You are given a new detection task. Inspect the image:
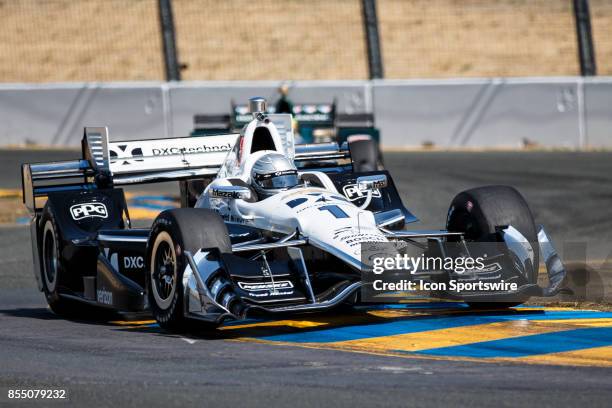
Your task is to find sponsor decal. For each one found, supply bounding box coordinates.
[123,256,144,269]
[97,288,113,305]
[212,188,243,199]
[110,142,233,165]
[151,143,232,156]
[109,144,144,166]
[254,169,297,181]
[342,184,381,202]
[247,290,295,297]
[333,227,386,247]
[472,262,502,274]
[238,281,294,291]
[70,202,108,220]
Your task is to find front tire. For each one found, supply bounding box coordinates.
[147,208,231,331]
[446,185,539,309]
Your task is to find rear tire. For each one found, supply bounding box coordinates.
[446,185,539,309]
[146,208,231,331]
[40,205,73,315]
[40,204,108,318]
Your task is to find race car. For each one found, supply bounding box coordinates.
[192,100,380,146]
[21,97,567,331]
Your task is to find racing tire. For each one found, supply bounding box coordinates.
[40,204,108,319]
[349,139,384,172]
[446,185,539,309]
[146,208,231,331]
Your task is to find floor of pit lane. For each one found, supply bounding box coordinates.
[1,151,612,407]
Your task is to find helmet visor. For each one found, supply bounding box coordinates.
[256,170,299,189]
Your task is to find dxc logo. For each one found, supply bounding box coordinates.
[70,203,108,220]
[109,144,144,166]
[123,256,144,269]
[342,184,382,202]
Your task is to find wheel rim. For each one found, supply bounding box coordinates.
[150,231,177,310]
[42,220,58,292]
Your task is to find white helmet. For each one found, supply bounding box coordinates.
[250,152,299,198]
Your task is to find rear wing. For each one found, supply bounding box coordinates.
[21,127,239,214]
[21,127,352,214]
[193,102,338,133]
[233,101,335,129]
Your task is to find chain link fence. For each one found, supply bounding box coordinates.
[590,0,612,75]
[379,0,580,78]
[173,0,367,80]
[0,0,164,82]
[0,0,610,82]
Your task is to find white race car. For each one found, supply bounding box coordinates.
[21,97,567,330]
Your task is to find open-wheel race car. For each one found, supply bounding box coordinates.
[21,97,567,330]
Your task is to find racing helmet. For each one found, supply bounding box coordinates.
[250,152,299,198]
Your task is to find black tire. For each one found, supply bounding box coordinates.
[146,208,231,331]
[349,139,384,172]
[446,185,539,309]
[40,204,107,318]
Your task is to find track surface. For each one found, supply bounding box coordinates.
[1,150,612,407]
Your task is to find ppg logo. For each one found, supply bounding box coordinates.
[342,184,381,202]
[70,202,108,220]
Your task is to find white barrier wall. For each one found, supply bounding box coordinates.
[168,81,370,137]
[0,78,609,149]
[374,78,584,149]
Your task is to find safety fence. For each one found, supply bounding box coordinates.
[0,0,610,82]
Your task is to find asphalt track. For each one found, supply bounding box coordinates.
[1,150,612,407]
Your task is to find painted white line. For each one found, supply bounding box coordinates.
[181,337,197,345]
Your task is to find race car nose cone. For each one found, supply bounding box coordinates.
[249,97,267,116]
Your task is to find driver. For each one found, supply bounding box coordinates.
[250,152,299,199]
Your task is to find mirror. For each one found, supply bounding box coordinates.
[210,185,253,201]
[355,174,387,210]
[357,174,387,191]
